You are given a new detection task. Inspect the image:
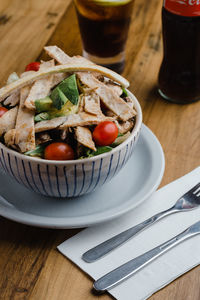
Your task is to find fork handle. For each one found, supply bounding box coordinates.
[93,227,196,292]
[82,206,177,263]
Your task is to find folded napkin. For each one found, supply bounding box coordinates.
[58,166,200,300]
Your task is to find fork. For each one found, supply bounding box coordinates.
[82,182,200,263]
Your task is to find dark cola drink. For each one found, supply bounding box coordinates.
[74,0,134,73]
[158,0,200,104]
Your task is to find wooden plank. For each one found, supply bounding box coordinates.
[0,0,71,85]
[0,0,199,299]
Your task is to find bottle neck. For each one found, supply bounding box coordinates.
[163,0,200,17]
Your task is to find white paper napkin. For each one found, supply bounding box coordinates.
[58,166,200,300]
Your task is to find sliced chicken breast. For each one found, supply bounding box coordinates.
[24,60,55,110]
[75,126,96,151]
[0,106,18,137]
[35,116,67,133]
[15,86,35,152]
[83,92,103,116]
[59,112,112,129]
[77,72,136,121]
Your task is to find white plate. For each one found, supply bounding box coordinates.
[0,125,165,229]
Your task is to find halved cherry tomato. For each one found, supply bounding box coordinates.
[25,62,40,72]
[93,121,118,146]
[0,107,8,117]
[44,142,75,161]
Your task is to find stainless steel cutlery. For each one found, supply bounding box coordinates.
[93,220,200,292]
[81,182,200,292]
[83,182,200,263]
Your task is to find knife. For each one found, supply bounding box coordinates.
[93,220,200,293]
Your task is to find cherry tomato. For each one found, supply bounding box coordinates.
[0,107,8,117]
[93,121,118,146]
[25,62,40,72]
[44,142,75,161]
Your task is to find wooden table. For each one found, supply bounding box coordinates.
[0,0,199,299]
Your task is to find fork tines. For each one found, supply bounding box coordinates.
[192,182,200,196]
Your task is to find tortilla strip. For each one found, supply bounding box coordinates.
[83,92,103,116]
[0,62,129,102]
[3,72,34,107]
[35,116,67,133]
[59,112,112,129]
[77,72,136,121]
[0,106,18,137]
[15,86,35,152]
[24,60,55,110]
[3,91,20,107]
[5,72,66,107]
[44,47,134,121]
[44,46,94,65]
[75,126,96,151]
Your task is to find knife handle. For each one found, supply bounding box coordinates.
[93,227,195,293]
[82,207,176,263]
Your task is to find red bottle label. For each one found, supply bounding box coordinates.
[164,0,200,16]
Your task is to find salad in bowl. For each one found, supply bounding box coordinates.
[0,46,142,197]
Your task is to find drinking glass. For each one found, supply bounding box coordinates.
[74,0,135,73]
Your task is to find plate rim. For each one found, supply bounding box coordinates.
[0,124,165,229]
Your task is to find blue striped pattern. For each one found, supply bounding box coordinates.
[0,127,141,198]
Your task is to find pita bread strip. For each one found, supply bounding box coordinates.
[75,126,96,151]
[0,63,129,102]
[24,60,55,110]
[15,86,35,152]
[0,106,18,137]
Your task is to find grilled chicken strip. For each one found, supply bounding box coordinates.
[15,86,35,152]
[35,116,68,133]
[75,126,96,151]
[35,112,113,133]
[0,106,18,137]
[83,92,103,116]
[3,72,34,107]
[59,112,113,129]
[4,129,16,147]
[115,119,135,134]
[0,62,129,102]
[77,72,136,121]
[44,46,134,121]
[3,72,66,107]
[24,60,55,110]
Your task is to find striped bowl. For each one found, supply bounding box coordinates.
[0,91,142,198]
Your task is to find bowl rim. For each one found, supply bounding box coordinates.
[0,90,142,165]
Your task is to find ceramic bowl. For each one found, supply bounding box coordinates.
[0,91,142,198]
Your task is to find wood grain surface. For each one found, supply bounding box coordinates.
[0,0,200,299]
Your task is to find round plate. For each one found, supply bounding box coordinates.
[0,125,165,229]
